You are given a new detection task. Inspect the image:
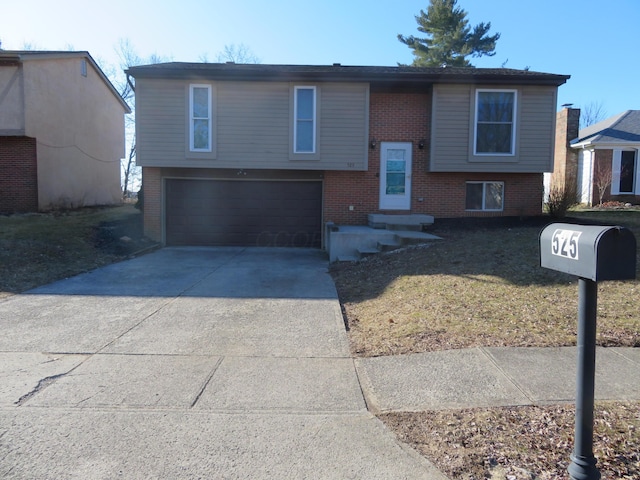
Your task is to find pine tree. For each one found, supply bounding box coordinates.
[398,0,500,67]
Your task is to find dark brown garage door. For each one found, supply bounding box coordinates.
[165,179,322,247]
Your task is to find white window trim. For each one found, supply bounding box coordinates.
[189,84,212,152]
[465,181,505,211]
[473,89,517,156]
[293,86,316,154]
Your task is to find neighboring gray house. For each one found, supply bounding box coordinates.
[571,110,640,205]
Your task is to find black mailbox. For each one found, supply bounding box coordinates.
[540,223,636,281]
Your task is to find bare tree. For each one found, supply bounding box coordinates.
[111,39,170,198]
[214,44,260,64]
[580,101,607,129]
[593,159,612,206]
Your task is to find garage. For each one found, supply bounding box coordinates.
[165,179,322,247]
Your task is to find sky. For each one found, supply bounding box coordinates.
[1,0,638,120]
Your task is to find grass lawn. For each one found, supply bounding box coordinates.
[331,210,640,356]
[331,208,640,479]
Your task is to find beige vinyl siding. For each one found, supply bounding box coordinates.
[217,82,289,166]
[430,84,470,169]
[136,79,185,166]
[318,84,369,168]
[430,84,556,173]
[518,87,557,171]
[136,78,368,170]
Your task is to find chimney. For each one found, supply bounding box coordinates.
[553,107,581,193]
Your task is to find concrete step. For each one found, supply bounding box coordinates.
[394,231,441,246]
[336,255,359,262]
[377,240,401,252]
[385,223,422,232]
[357,248,380,259]
[368,213,435,230]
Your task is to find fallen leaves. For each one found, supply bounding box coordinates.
[381,402,640,479]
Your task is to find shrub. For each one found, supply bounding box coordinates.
[545,182,577,218]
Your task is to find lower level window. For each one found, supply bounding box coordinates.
[466,182,504,211]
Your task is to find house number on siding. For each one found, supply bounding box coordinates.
[551,229,582,260]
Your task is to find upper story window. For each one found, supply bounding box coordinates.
[294,86,316,153]
[474,90,516,155]
[189,84,212,152]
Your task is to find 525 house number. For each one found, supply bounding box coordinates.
[551,229,582,260]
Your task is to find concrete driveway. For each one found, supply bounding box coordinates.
[0,247,446,479]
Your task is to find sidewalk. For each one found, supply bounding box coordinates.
[356,346,640,413]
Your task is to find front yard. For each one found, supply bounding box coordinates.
[1,205,638,478]
[331,209,640,479]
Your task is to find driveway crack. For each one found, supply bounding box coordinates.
[190,356,225,408]
[15,372,67,406]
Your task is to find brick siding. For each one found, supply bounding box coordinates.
[552,108,580,191]
[0,136,38,213]
[323,92,544,225]
[142,167,162,241]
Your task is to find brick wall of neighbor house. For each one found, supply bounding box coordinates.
[142,167,162,241]
[323,92,544,225]
[552,107,580,192]
[0,137,38,213]
[591,149,614,204]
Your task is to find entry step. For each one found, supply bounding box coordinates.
[368,214,435,230]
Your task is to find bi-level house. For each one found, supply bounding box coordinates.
[0,51,130,213]
[126,63,569,250]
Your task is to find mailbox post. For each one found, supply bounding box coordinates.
[540,223,636,480]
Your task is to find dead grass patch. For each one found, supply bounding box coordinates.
[0,204,154,298]
[331,213,640,356]
[382,402,640,479]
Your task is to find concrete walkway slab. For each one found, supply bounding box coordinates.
[102,297,349,357]
[184,248,338,299]
[0,410,447,480]
[611,346,640,364]
[26,247,246,297]
[195,356,365,413]
[356,348,531,412]
[0,295,168,353]
[0,353,87,406]
[25,354,220,409]
[486,346,640,403]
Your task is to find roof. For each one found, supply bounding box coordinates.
[126,62,570,87]
[571,110,640,148]
[0,50,131,113]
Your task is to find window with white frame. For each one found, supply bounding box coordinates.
[294,86,316,153]
[474,90,516,155]
[613,149,638,194]
[465,181,504,211]
[189,84,212,152]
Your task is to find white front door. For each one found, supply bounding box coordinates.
[379,142,412,210]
